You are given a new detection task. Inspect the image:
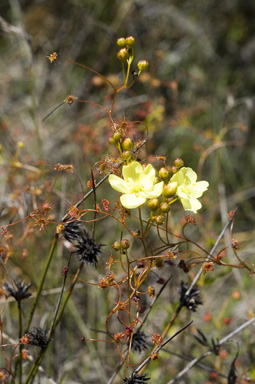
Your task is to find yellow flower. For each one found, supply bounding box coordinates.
[109,161,164,209]
[170,167,209,213]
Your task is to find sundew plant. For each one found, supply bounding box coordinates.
[0,34,255,384]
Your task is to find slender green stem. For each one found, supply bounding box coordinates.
[24,257,82,383]
[47,254,72,340]
[24,235,58,333]
[54,261,84,329]
[121,62,126,84]
[18,303,23,384]
[138,207,144,236]
[24,351,45,384]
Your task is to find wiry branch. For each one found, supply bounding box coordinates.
[167,316,255,384]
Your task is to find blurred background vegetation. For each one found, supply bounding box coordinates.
[0,0,255,383]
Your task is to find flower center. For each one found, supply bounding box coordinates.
[126,178,143,193]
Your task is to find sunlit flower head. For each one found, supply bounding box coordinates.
[109,161,164,209]
[170,167,209,213]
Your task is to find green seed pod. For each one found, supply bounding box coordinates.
[112,241,121,251]
[159,167,169,180]
[117,48,129,62]
[137,60,149,71]
[171,166,178,174]
[122,151,132,161]
[160,202,170,213]
[148,198,160,211]
[113,131,122,141]
[108,136,115,145]
[126,35,136,48]
[174,158,184,168]
[122,138,134,151]
[162,182,178,197]
[117,37,126,47]
[121,239,130,249]
[155,215,165,225]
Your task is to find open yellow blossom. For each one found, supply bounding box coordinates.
[109,161,164,209]
[170,167,209,213]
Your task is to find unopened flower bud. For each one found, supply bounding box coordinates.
[148,198,160,211]
[137,60,149,71]
[159,167,169,180]
[174,158,184,168]
[155,215,164,225]
[122,138,134,151]
[162,182,178,197]
[117,48,129,62]
[113,131,122,141]
[122,151,132,161]
[126,35,136,48]
[171,166,178,174]
[108,136,115,145]
[160,202,170,213]
[112,241,121,251]
[121,239,130,249]
[117,37,126,47]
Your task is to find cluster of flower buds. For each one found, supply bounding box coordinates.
[116,36,149,78]
[112,239,130,251]
[146,158,185,224]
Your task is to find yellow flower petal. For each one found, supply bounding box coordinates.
[141,181,164,199]
[120,193,146,209]
[139,164,155,190]
[180,198,202,213]
[170,167,209,213]
[109,161,163,209]
[123,161,142,181]
[109,174,132,193]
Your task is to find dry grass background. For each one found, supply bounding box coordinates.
[0,0,255,383]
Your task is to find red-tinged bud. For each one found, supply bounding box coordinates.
[112,241,121,251]
[160,202,170,213]
[122,151,132,161]
[159,167,169,180]
[148,198,160,211]
[108,136,115,145]
[174,158,184,168]
[120,239,130,249]
[155,215,164,225]
[171,166,178,174]
[117,37,126,47]
[126,35,136,48]
[117,48,129,62]
[137,60,149,71]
